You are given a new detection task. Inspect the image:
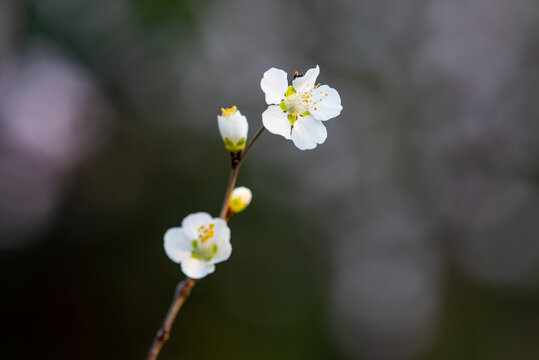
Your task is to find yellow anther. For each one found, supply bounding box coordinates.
[221,106,238,117]
[197,223,215,243]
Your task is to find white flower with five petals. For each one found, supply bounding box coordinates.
[164,212,232,279]
[260,65,342,150]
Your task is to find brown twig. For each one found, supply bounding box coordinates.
[219,126,265,219]
[146,126,266,359]
[146,278,198,360]
[241,125,265,164]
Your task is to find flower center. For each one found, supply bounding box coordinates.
[191,223,218,261]
[284,94,304,115]
[197,223,215,243]
[278,86,301,125]
[221,106,237,117]
[280,83,327,125]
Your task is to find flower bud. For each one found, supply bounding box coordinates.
[217,106,248,153]
[228,186,252,213]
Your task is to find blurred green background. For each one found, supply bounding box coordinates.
[1,0,539,359]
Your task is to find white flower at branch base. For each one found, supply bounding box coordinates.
[228,186,252,213]
[217,106,249,153]
[260,65,342,150]
[164,212,232,279]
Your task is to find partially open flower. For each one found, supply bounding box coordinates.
[217,106,248,153]
[164,212,232,279]
[260,65,342,150]
[228,186,252,213]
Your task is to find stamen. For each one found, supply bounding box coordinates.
[197,223,215,243]
[221,106,237,117]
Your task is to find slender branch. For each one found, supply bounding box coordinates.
[146,278,198,360]
[219,125,265,219]
[240,126,265,166]
[219,166,240,219]
[146,125,266,359]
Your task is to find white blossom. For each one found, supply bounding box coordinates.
[260,65,342,150]
[164,212,232,279]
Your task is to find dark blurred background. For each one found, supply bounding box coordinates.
[1,0,539,359]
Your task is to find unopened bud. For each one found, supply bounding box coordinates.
[228,186,252,213]
[217,106,248,153]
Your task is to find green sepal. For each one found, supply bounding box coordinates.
[300,111,311,117]
[190,241,200,259]
[224,137,247,153]
[236,137,246,148]
[224,137,235,149]
[288,113,297,125]
[229,197,246,213]
[285,85,296,97]
[279,100,287,112]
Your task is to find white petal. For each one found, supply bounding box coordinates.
[308,85,342,121]
[181,257,215,279]
[217,112,248,143]
[217,115,231,139]
[292,65,319,93]
[164,228,192,263]
[211,219,232,263]
[212,240,232,264]
[262,105,292,139]
[231,186,252,205]
[291,117,327,150]
[181,212,213,240]
[260,68,288,105]
[212,219,230,244]
[230,112,249,142]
